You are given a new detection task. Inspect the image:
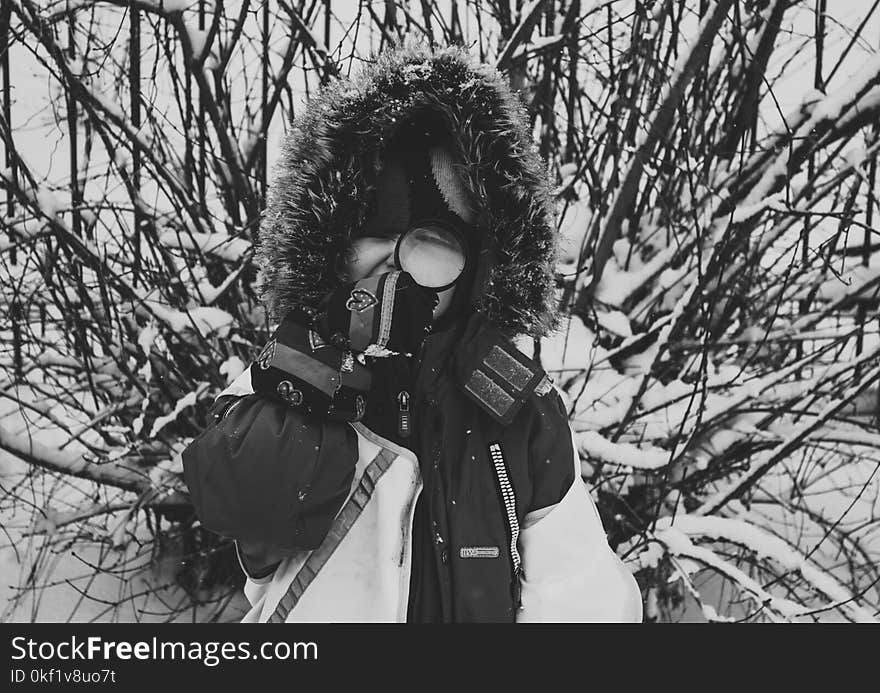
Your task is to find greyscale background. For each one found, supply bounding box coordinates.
[1,0,879,623]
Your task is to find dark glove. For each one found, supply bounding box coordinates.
[182,394,358,551]
[250,308,371,422]
[313,270,438,357]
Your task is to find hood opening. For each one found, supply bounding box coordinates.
[357,105,481,324]
[256,45,559,339]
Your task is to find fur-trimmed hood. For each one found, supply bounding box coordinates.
[256,44,559,339]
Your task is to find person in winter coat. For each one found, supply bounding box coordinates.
[182,44,643,623]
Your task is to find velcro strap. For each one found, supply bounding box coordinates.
[346,273,400,352]
[251,315,371,422]
[457,337,545,426]
[266,340,341,396]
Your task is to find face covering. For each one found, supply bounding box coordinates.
[394,218,469,291]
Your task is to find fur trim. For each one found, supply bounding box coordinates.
[256,44,559,339]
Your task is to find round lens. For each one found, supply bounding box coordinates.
[396,224,466,290]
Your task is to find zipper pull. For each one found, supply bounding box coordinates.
[512,567,523,610]
[397,390,411,438]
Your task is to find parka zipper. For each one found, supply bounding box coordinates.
[400,332,430,443]
[488,441,523,609]
[405,333,454,621]
[397,390,411,438]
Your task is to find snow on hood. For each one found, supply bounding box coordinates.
[256,44,559,338]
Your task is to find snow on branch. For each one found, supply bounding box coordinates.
[583,0,736,299]
[697,357,880,516]
[139,290,235,338]
[158,230,251,263]
[576,430,671,470]
[653,525,806,622]
[147,382,210,439]
[654,515,877,622]
[0,423,150,495]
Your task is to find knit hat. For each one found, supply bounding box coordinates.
[360,110,475,238]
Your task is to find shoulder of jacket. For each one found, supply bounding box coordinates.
[456,339,547,423]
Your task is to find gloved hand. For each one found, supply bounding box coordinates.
[249,307,371,422]
[313,270,438,357]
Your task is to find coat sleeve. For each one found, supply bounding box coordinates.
[516,389,643,623]
[182,367,359,571]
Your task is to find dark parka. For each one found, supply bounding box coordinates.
[183,45,640,623]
